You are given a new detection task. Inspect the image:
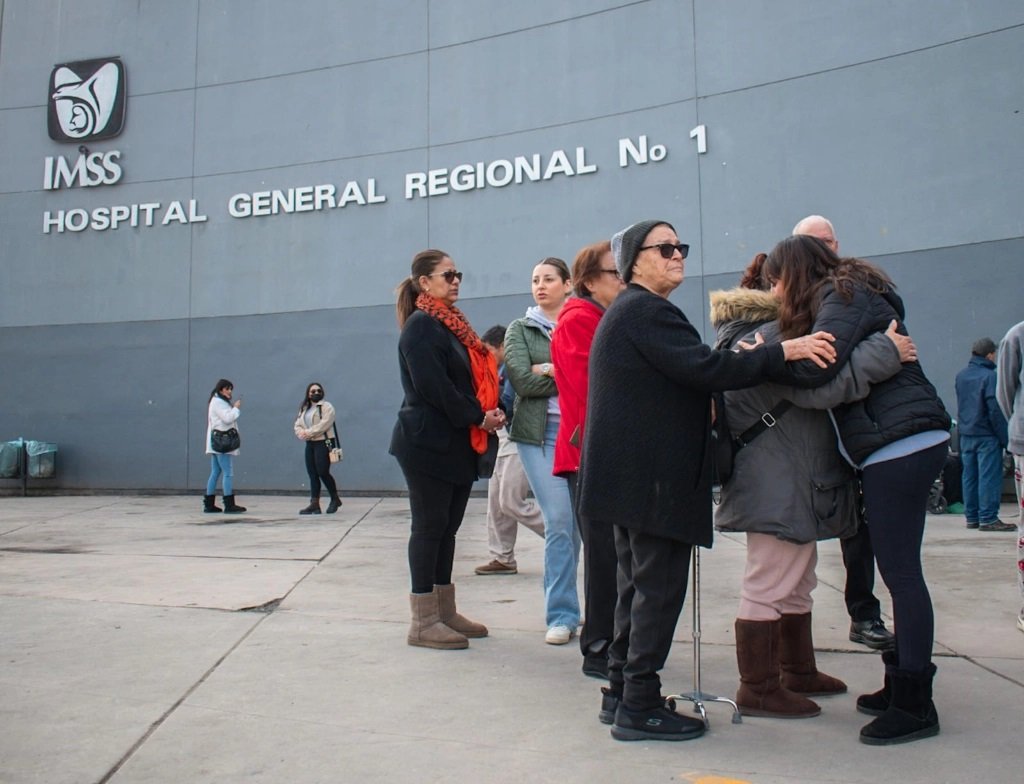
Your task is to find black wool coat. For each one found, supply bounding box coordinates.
[389,310,485,485]
[577,284,789,546]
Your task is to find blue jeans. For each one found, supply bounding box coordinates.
[206,454,234,496]
[517,416,581,628]
[960,434,1003,523]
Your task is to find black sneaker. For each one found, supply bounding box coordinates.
[610,702,705,741]
[598,688,619,725]
[849,618,895,650]
[582,653,609,680]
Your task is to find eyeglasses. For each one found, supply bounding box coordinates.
[598,268,622,279]
[426,270,463,283]
[639,242,689,260]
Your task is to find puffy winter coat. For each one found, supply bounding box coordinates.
[784,283,950,463]
[710,288,902,543]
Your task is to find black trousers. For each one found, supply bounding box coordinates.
[304,440,338,500]
[862,442,947,672]
[401,465,473,595]
[840,521,881,622]
[607,525,692,711]
[567,472,617,658]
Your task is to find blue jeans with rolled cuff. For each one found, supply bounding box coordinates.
[517,416,581,629]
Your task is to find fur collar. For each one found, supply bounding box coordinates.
[709,288,779,327]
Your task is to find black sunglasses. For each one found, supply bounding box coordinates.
[427,270,464,283]
[639,242,689,260]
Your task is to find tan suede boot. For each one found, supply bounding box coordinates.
[435,583,488,638]
[735,618,821,718]
[779,612,847,696]
[407,592,468,650]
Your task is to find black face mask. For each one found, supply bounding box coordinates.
[309,392,324,402]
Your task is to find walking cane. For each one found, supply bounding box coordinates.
[667,545,742,727]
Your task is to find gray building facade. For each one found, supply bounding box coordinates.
[1,0,1022,493]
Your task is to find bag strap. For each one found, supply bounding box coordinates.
[332,421,340,445]
[734,400,793,448]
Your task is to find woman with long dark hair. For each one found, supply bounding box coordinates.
[390,249,504,649]
[204,378,246,514]
[711,253,915,720]
[764,235,951,745]
[293,381,342,515]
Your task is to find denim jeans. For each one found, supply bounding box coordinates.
[517,416,581,628]
[960,434,1004,523]
[206,453,234,496]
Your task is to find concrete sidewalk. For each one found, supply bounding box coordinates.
[0,495,1020,783]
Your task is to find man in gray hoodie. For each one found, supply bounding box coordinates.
[996,320,1024,633]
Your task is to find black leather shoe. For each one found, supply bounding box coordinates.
[850,619,896,650]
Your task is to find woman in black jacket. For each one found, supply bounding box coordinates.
[390,249,505,650]
[765,235,951,746]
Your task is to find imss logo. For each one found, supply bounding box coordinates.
[47,57,126,142]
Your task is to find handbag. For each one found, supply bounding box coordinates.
[711,395,792,486]
[325,421,343,463]
[211,427,240,454]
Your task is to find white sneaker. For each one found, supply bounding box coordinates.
[545,625,573,645]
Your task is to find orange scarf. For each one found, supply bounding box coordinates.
[415,293,499,454]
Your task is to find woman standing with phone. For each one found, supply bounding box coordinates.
[205,378,246,514]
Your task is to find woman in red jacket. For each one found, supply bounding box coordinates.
[550,239,626,679]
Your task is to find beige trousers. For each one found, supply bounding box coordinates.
[486,448,545,567]
[738,532,817,621]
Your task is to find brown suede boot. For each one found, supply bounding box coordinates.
[735,618,821,718]
[435,583,488,638]
[407,592,468,650]
[779,612,848,696]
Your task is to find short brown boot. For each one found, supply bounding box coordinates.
[779,612,847,696]
[435,583,488,638]
[407,592,468,650]
[735,618,821,718]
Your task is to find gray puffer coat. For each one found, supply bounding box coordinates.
[709,289,903,543]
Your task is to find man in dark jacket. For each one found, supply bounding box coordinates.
[955,337,1011,530]
[579,219,836,742]
[793,215,896,651]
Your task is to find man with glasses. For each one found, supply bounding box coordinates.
[793,214,896,652]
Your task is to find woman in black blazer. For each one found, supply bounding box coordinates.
[390,248,505,650]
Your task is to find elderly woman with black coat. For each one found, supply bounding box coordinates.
[578,220,838,743]
[710,256,915,721]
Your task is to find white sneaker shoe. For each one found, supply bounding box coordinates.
[545,625,573,645]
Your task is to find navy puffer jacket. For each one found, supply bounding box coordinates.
[785,283,950,464]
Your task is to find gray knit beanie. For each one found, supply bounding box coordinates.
[612,219,675,282]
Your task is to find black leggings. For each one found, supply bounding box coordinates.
[861,442,947,672]
[304,440,338,500]
[401,465,473,594]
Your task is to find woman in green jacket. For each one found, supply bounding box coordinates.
[504,257,581,645]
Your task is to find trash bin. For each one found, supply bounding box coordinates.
[26,441,57,479]
[0,439,23,478]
